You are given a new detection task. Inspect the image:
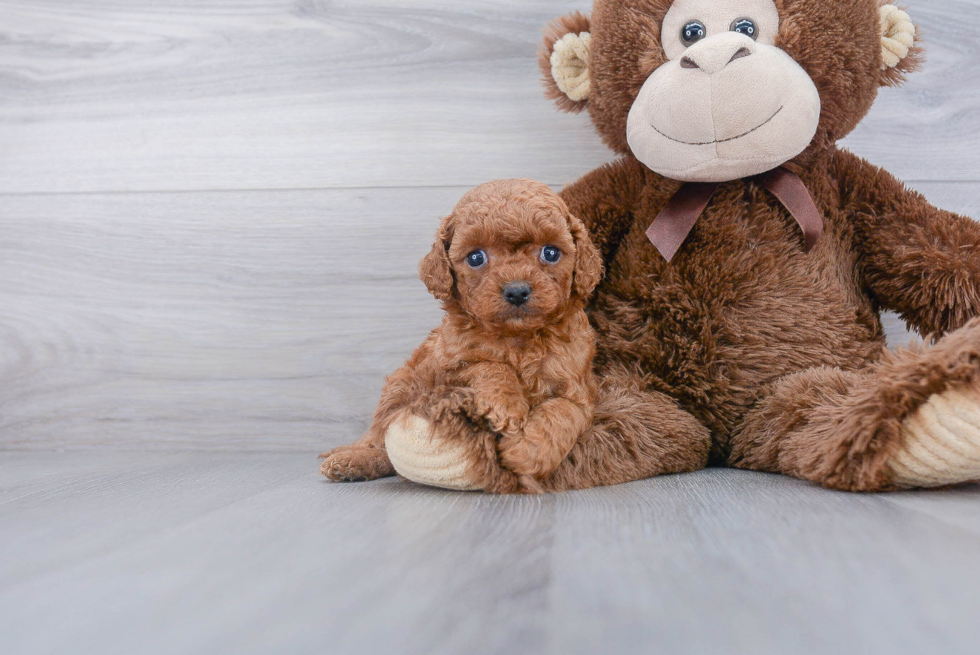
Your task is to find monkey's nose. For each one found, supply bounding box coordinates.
[680,34,756,75]
[502,282,532,306]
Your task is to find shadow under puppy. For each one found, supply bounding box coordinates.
[320,179,602,493]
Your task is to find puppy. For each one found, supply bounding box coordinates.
[320,179,602,491]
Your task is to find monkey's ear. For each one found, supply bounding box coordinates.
[878,3,922,87]
[568,213,603,299]
[540,12,592,113]
[419,216,455,302]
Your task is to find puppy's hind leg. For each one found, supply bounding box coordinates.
[319,414,395,481]
[319,365,422,482]
[320,443,395,482]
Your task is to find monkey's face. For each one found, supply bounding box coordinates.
[626,0,820,182]
[540,0,920,183]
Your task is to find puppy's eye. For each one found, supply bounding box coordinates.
[681,21,706,46]
[466,250,487,268]
[540,245,562,264]
[730,18,758,40]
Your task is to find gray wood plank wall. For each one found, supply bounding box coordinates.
[1,0,978,451]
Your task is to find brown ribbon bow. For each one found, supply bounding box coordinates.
[645,167,823,262]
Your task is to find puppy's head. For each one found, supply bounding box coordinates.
[419,179,602,332]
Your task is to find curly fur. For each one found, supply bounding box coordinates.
[321,179,603,489]
[540,0,980,492]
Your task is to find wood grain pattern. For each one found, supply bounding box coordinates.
[0,0,978,194]
[2,3,980,653]
[1,452,979,655]
[1,182,974,450]
[0,187,453,450]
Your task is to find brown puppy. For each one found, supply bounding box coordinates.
[320,179,603,492]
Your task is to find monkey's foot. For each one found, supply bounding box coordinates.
[892,382,980,488]
[385,414,484,491]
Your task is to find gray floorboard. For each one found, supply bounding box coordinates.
[2,453,980,655]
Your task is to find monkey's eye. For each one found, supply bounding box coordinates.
[730,18,758,40]
[540,245,562,264]
[681,21,707,46]
[466,250,487,269]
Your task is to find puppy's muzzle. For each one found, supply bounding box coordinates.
[502,282,532,306]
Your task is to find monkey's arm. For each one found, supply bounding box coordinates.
[559,156,649,267]
[835,151,980,337]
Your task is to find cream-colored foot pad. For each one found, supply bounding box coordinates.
[385,414,483,491]
[892,383,980,488]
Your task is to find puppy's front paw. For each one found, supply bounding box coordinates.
[474,393,529,435]
[487,407,528,435]
[319,446,394,482]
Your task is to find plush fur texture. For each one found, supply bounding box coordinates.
[320,180,603,491]
[530,0,979,492]
[541,11,593,114]
[730,318,980,490]
[325,0,980,494]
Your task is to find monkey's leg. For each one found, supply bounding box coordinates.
[539,368,711,491]
[729,318,980,491]
[384,387,527,493]
[386,364,712,493]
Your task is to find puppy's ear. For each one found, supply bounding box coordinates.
[419,214,455,301]
[568,213,602,299]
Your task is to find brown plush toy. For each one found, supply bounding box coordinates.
[325,0,980,493]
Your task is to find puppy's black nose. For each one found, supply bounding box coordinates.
[502,282,532,306]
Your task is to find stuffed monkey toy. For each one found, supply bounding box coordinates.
[324,0,980,493]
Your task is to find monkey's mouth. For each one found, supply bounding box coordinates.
[651,106,784,146]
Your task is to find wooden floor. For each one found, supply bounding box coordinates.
[2,1,980,653]
[1,452,980,655]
